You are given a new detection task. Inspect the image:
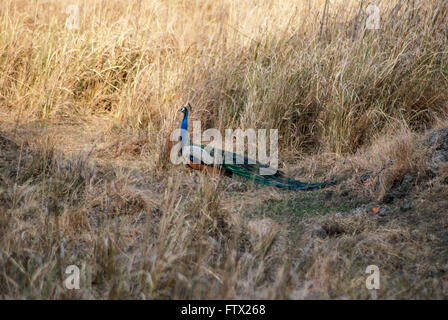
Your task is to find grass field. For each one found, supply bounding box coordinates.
[0,0,447,299]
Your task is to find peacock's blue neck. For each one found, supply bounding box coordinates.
[180,110,189,149]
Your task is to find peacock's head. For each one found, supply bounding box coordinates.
[178,102,192,114]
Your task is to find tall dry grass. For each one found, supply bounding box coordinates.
[1,0,448,300]
[1,0,447,156]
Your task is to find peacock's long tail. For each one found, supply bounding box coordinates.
[220,158,326,190]
[183,142,326,190]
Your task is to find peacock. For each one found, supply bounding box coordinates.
[177,103,326,190]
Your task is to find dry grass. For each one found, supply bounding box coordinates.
[1,0,447,153]
[0,0,448,299]
[0,131,291,299]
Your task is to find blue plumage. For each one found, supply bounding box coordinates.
[177,103,326,190]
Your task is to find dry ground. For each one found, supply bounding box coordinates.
[1,118,447,299]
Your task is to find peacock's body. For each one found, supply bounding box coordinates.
[177,104,326,190]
